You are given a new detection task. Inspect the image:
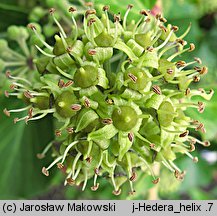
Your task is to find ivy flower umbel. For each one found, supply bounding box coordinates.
[3,4,214,195]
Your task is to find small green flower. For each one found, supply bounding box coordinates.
[3,4,214,196]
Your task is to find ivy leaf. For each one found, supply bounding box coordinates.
[0,97,54,198]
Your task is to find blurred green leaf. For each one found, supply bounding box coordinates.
[176,153,213,192]
[0,97,54,198]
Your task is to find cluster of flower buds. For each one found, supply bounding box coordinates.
[3,4,213,195]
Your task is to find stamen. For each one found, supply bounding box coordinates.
[123,4,133,30]
[102,6,110,33]
[102,118,113,125]
[179,130,189,138]
[35,45,55,58]
[71,104,81,111]
[72,152,82,177]
[128,132,134,142]
[3,105,31,117]
[155,26,176,50]
[93,151,103,189]
[82,169,88,191]
[37,141,53,159]
[84,97,91,108]
[185,151,198,163]
[56,66,74,79]
[42,155,63,176]
[49,8,67,38]
[113,14,121,44]
[198,101,205,113]
[69,7,78,41]
[60,141,79,164]
[128,73,137,83]
[27,24,53,50]
[6,70,32,85]
[152,85,162,95]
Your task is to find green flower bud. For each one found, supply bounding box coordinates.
[7,26,29,41]
[55,91,78,118]
[112,106,138,131]
[74,65,98,88]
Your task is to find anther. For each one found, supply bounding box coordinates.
[189,143,195,152]
[58,79,65,88]
[57,163,64,169]
[66,178,75,186]
[3,108,10,117]
[49,8,56,15]
[197,101,205,113]
[37,153,45,159]
[167,68,174,74]
[188,43,195,52]
[28,107,33,119]
[69,7,76,13]
[114,14,121,22]
[140,9,149,16]
[106,99,114,105]
[94,168,100,175]
[64,80,74,87]
[87,18,96,26]
[155,13,161,20]
[171,26,179,32]
[85,2,93,7]
[193,157,198,163]
[160,17,167,23]
[149,143,155,149]
[91,183,99,191]
[152,85,162,95]
[24,91,34,99]
[200,66,208,75]
[102,5,110,11]
[194,57,202,64]
[14,118,19,124]
[176,38,187,46]
[179,130,189,138]
[185,88,191,96]
[86,157,92,163]
[176,60,186,67]
[42,167,49,176]
[4,91,9,98]
[85,9,96,18]
[10,84,17,90]
[27,23,36,30]
[112,189,121,196]
[174,170,186,180]
[203,141,210,147]
[128,73,137,83]
[55,130,62,137]
[71,104,81,111]
[66,46,73,53]
[159,25,167,32]
[152,177,160,184]
[84,98,91,108]
[128,132,134,142]
[128,190,136,196]
[127,4,133,9]
[193,75,200,82]
[129,172,137,182]
[66,127,74,134]
[102,118,113,125]
[88,49,97,55]
[147,46,154,52]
